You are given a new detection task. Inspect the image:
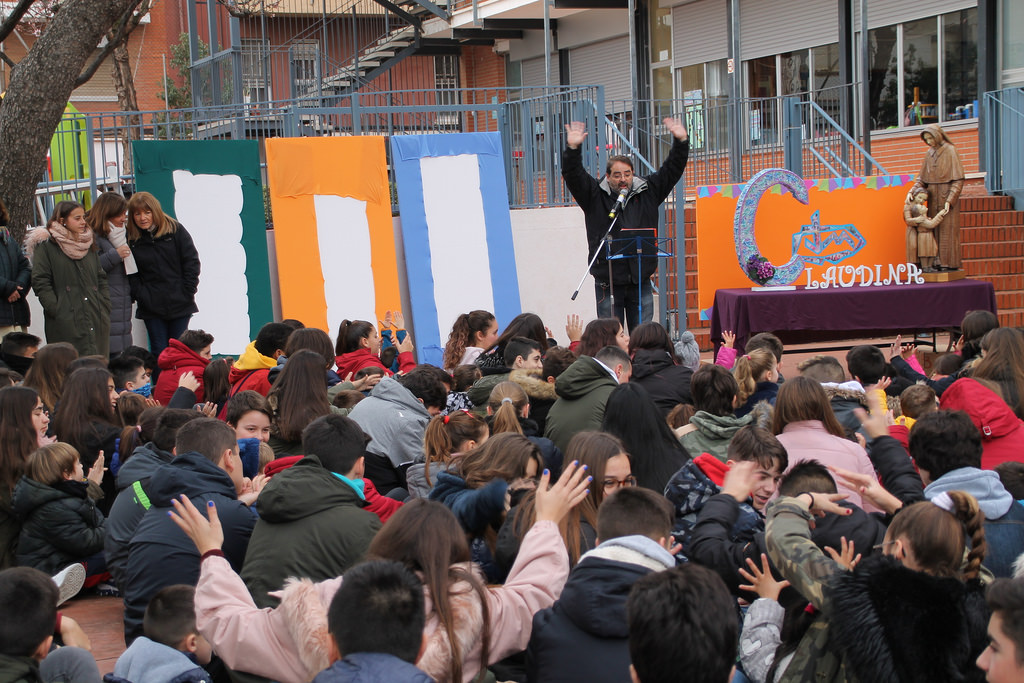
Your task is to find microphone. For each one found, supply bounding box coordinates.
[608,187,628,219]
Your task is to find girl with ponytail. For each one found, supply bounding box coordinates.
[734,348,778,417]
[443,310,498,372]
[487,382,562,476]
[406,411,488,498]
[758,489,989,682]
[334,318,416,378]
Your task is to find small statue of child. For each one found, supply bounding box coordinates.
[904,191,948,272]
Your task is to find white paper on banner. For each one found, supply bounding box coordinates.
[420,154,495,340]
[172,170,250,353]
[313,195,376,335]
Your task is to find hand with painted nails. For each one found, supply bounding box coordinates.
[168,495,224,555]
[824,535,862,572]
[796,491,850,517]
[534,460,591,524]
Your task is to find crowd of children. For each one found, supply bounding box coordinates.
[3,290,1024,683]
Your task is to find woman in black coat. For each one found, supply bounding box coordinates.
[125,191,201,356]
[0,198,31,335]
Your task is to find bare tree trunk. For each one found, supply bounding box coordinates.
[0,0,144,239]
[112,41,140,178]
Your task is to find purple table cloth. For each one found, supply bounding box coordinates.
[709,280,997,353]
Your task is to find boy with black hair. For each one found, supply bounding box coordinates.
[109,585,212,683]
[977,578,1024,683]
[0,331,39,375]
[241,414,382,608]
[627,564,737,683]
[912,410,1024,577]
[526,488,676,683]
[666,425,786,554]
[109,355,150,395]
[229,322,293,396]
[119,346,158,381]
[845,344,886,386]
[0,566,101,683]
[313,560,431,682]
[466,337,543,407]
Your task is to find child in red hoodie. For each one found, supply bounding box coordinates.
[153,329,212,404]
[334,318,415,378]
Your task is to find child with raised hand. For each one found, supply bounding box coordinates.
[108,584,212,683]
[335,315,415,378]
[168,460,592,683]
[12,443,106,579]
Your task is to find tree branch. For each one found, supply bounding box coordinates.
[0,0,36,45]
[0,50,14,69]
[73,0,147,87]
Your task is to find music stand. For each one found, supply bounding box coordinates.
[607,228,674,326]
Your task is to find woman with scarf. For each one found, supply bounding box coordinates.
[88,192,135,356]
[25,201,111,357]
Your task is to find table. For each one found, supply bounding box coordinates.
[709,279,997,353]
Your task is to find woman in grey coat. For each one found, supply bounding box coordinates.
[88,193,135,356]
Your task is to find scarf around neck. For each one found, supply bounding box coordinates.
[48,221,94,260]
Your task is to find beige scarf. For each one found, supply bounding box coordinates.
[48,220,94,260]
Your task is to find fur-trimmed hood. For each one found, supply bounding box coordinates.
[508,368,558,402]
[827,554,989,683]
[275,565,485,683]
[22,224,53,261]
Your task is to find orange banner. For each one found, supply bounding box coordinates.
[266,137,400,331]
[696,174,915,317]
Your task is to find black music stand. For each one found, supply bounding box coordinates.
[606,228,674,326]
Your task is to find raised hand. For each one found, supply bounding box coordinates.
[738,553,790,601]
[178,371,200,393]
[824,536,862,571]
[722,330,736,349]
[535,460,591,524]
[393,311,406,330]
[722,460,758,503]
[797,492,851,517]
[86,452,105,487]
[663,117,688,142]
[397,333,414,354]
[831,464,903,514]
[565,314,583,343]
[565,121,587,149]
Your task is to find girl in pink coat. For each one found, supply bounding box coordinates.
[169,461,592,683]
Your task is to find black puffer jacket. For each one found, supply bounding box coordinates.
[562,138,689,284]
[95,235,133,354]
[0,226,31,328]
[12,477,105,575]
[628,348,693,415]
[127,224,200,320]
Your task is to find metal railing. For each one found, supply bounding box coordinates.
[984,87,1024,211]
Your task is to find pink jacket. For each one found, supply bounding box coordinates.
[776,420,883,513]
[195,520,568,683]
[715,345,737,370]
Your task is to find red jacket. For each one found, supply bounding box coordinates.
[334,348,415,379]
[228,365,273,397]
[940,378,1024,470]
[154,339,209,404]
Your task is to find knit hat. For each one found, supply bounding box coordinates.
[674,331,701,372]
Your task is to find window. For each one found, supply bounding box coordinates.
[781,51,809,95]
[867,25,899,129]
[289,41,320,99]
[902,18,938,126]
[434,55,460,130]
[812,43,841,119]
[943,9,977,120]
[241,38,269,104]
[678,60,729,151]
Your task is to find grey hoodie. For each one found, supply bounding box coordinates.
[924,466,1014,519]
[110,635,211,683]
[348,377,431,468]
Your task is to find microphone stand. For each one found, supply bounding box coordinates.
[571,210,621,310]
